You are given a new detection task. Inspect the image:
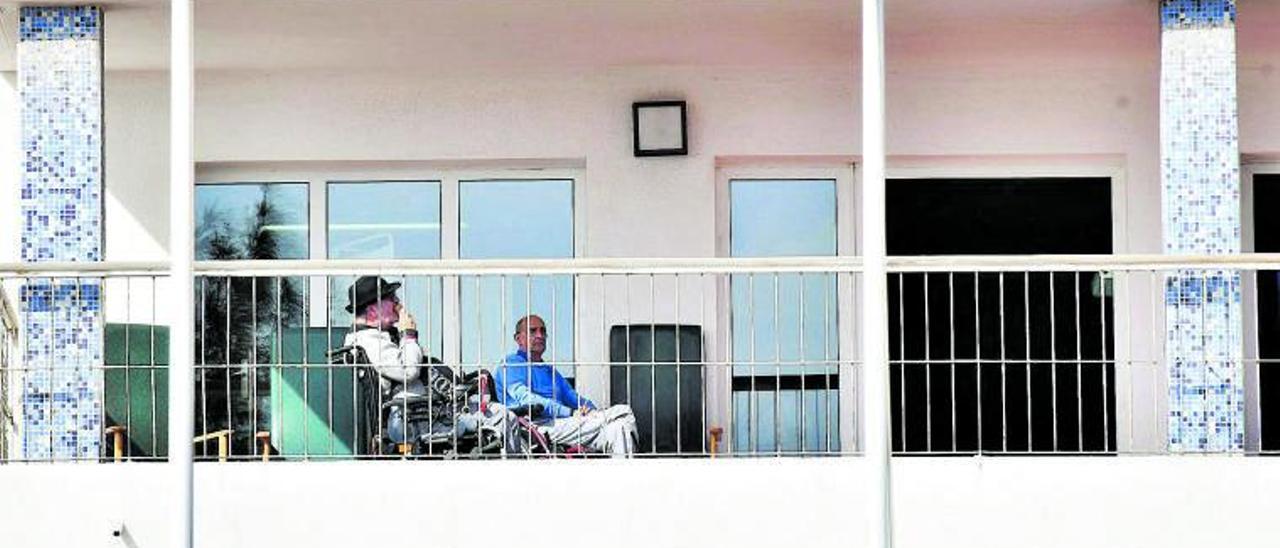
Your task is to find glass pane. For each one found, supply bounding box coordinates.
[327,275,445,361]
[731,273,838,372]
[325,181,445,348]
[459,180,574,373]
[327,181,441,260]
[194,183,308,455]
[459,180,573,259]
[325,181,444,352]
[459,275,574,369]
[733,388,839,453]
[730,179,835,257]
[195,183,309,260]
[729,179,839,453]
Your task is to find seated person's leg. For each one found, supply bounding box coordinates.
[544,414,601,450]
[592,405,637,456]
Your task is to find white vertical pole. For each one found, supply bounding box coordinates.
[168,1,195,547]
[860,0,893,547]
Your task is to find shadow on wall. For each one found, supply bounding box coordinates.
[104,71,170,260]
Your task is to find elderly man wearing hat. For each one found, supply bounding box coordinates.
[342,275,425,398]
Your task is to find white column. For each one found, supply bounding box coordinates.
[860,0,893,547]
[168,1,195,547]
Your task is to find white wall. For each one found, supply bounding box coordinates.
[0,457,1275,548]
[194,65,858,260]
[104,71,170,263]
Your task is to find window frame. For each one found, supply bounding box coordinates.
[715,163,857,453]
[886,158,1130,454]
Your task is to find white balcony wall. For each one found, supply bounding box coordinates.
[1,458,1277,548]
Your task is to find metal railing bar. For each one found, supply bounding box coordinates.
[191,257,866,277]
[14,254,1280,279]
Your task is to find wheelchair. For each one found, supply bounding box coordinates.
[327,344,564,458]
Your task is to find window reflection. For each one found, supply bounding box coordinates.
[326,181,443,354]
[193,182,309,455]
[459,180,574,372]
[195,183,309,261]
[729,179,840,453]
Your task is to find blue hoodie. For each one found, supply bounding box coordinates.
[493,350,595,419]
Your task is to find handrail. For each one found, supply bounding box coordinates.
[190,257,865,276]
[887,253,1280,272]
[3,253,1280,278]
[0,261,169,277]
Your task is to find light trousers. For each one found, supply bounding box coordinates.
[543,404,638,457]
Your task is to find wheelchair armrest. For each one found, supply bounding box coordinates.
[383,392,437,410]
[327,345,364,363]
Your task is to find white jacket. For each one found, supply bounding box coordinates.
[343,327,425,397]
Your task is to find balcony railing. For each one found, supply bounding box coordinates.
[1,255,1278,462]
[890,255,1280,456]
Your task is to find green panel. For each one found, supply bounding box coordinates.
[268,327,373,458]
[104,323,170,458]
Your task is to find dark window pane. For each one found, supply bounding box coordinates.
[886,178,1115,454]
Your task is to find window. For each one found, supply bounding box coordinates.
[729,179,841,453]
[193,182,309,455]
[1253,173,1280,451]
[191,168,579,458]
[326,181,444,353]
[195,183,309,261]
[458,179,575,372]
[327,181,441,260]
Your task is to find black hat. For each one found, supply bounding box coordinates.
[346,276,402,313]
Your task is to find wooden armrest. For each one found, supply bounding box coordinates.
[192,429,233,443]
[255,431,272,462]
[708,427,724,458]
[193,429,234,462]
[105,426,127,463]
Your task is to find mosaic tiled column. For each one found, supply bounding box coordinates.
[17,6,104,460]
[1160,0,1244,452]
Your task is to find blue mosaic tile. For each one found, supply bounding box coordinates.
[17,6,104,461]
[20,280,104,460]
[1161,0,1236,29]
[1160,0,1243,452]
[18,6,101,41]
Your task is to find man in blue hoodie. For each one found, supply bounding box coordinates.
[494,314,636,456]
